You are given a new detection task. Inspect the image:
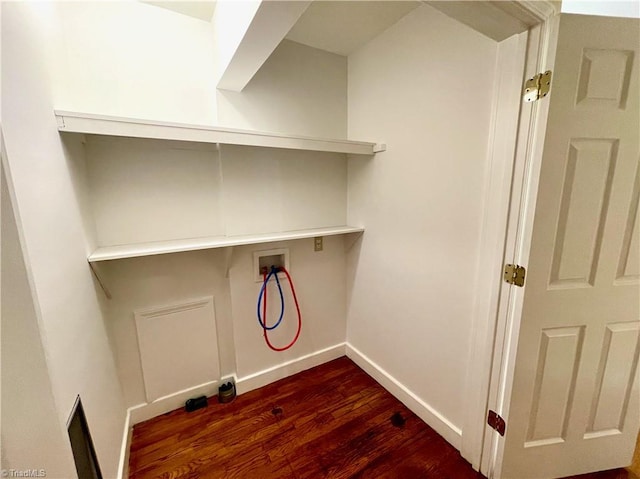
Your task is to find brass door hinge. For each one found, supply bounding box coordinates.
[504,264,526,287]
[488,410,506,436]
[524,70,552,102]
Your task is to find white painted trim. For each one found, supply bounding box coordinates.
[461,31,529,471]
[88,226,364,262]
[128,379,222,425]
[424,1,529,41]
[482,11,561,479]
[55,110,379,155]
[0,131,3,473]
[345,343,462,450]
[520,0,560,20]
[116,408,132,479]
[235,343,346,395]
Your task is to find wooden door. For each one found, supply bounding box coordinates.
[500,13,639,479]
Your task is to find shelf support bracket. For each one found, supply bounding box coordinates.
[89,261,112,300]
[344,230,365,252]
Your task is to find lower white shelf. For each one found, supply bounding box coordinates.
[87,225,364,262]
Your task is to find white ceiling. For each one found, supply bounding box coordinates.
[142,1,216,22]
[141,0,420,56]
[285,1,420,56]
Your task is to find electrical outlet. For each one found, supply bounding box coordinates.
[314,236,323,252]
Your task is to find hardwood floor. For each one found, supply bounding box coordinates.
[129,357,634,479]
[565,471,639,479]
[129,357,482,478]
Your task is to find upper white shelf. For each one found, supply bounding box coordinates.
[55,111,384,155]
[88,225,364,262]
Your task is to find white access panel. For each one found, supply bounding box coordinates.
[134,296,220,403]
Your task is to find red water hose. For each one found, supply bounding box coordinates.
[261,267,302,351]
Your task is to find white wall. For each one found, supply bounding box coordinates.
[220,145,347,235]
[99,235,348,410]
[1,162,76,479]
[0,1,374,471]
[1,3,126,477]
[346,4,498,437]
[85,136,223,246]
[53,1,217,125]
[2,0,352,432]
[51,2,348,138]
[99,249,234,408]
[85,139,349,410]
[82,139,348,248]
[217,40,348,138]
[229,236,347,381]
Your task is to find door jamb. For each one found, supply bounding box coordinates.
[460,29,529,470]
[460,2,560,475]
[482,11,560,476]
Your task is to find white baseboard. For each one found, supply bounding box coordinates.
[117,409,132,479]
[235,343,346,395]
[128,378,224,425]
[346,342,462,450]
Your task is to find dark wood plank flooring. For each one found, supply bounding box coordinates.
[565,471,638,479]
[129,357,634,479]
[129,357,482,478]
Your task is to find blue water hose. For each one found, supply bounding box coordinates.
[257,266,285,330]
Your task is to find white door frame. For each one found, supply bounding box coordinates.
[481,12,561,478]
[459,1,560,474]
